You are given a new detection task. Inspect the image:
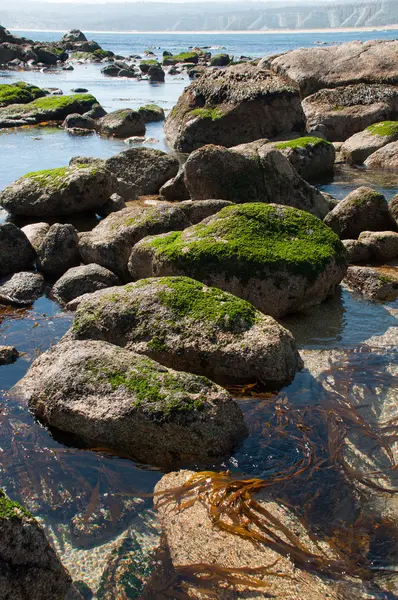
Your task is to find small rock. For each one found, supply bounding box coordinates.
[97,193,126,217]
[21,222,50,252]
[0,271,44,305]
[358,230,398,262]
[98,109,145,138]
[0,345,18,365]
[37,223,80,278]
[345,265,398,301]
[0,223,36,277]
[52,263,120,304]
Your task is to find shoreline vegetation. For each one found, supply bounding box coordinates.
[9,24,398,35]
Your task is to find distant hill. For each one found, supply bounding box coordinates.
[1,0,398,32]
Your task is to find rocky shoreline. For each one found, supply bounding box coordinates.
[1,27,398,600]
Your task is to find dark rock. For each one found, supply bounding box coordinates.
[101,65,121,77]
[0,345,18,365]
[210,53,230,66]
[342,239,372,264]
[97,193,126,217]
[148,65,165,82]
[0,223,36,277]
[62,113,96,131]
[37,223,80,278]
[159,168,189,201]
[358,230,398,262]
[61,30,87,43]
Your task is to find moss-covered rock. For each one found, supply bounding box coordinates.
[128,203,347,317]
[68,276,302,388]
[210,53,231,66]
[138,103,165,122]
[15,339,247,467]
[164,63,305,152]
[341,122,398,164]
[0,81,45,107]
[0,163,118,217]
[324,187,395,239]
[0,93,98,128]
[273,136,335,182]
[163,51,198,66]
[0,489,72,600]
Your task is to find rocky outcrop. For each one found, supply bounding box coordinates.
[271,40,398,98]
[323,187,395,239]
[79,204,190,280]
[15,339,247,467]
[182,142,330,218]
[302,84,398,142]
[0,489,72,600]
[52,263,119,304]
[37,224,80,278]
[0,93,98,129]
[103,147,179,200]
[341,121,398,164]
[0,223,36,277]
[364,140,398,170]
[98,109,145,138]
[272,136,335,182]
[128,203,347,318]
[0,272,44,305]
[0,163,118,217]
[69,276,302,388]
[165,63,305,152]
[345,264,398,301]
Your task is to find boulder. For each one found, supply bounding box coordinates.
[179,199,233,224]
[210,53,230,66]
[128,203,347,318]
[0,163,118,217]
[273,136,335,182]
[302,84,398,142]
[37,223,80,278]
[163,52,199,66]
[103,147,179,200]
[101,64,121,77]
[164,63,305,152]
[0,223,35,277]
[138,104,165,123]
[358,231,398,262]
[69,277,302,388]
[0,93,98,129]
[62,112,96,131]
[0,82,45,108]
[153,470,342,600]
[159,168,189,201]
[61,29,87,43]
[182,142,330,219]
[345,265,398,301]
[97,193,126,217]
[33,44,67,65]
[21,222,50,252]
[390,194,398,226]
[342,239,372,265]
[84,103,107,119]
[0,272,44,305]
[341,121,398,164]
[0,346,18,365]
[0,43,24,65]
[15,340,247,468]
[148,65,165,83]
[52,263,119,304]
[364,141,398,170]
[323,187,394,240]
[271,40,398,97]
[0,489,72,600]
[79,204,190,280]
[98,109,145,138]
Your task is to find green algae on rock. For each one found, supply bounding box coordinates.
[68,276,302,387]
[128,204,347,318]
[366,121,398,137]
[15,339,247,467]
[0,81,45,107]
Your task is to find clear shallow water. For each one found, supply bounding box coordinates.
[0,29,398,597]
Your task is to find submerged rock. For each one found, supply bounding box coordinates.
[0,345,18,365]
[0,163,118,217]
[0,223,35,277]
[345,264,398,301]
[0,271,44,305]
[52,263,119,304]
[69,276,302,388]
[16,339,247,467]
[128,203,347,318]
[324,187,394,240]
[98,109,145,138]
[37,223,80,278]
[165,63,305,152]
[79,204,190,280]
[0,489,72,599]
[341,121,398,165]
[182,142,329,218]
[302,84,398,142]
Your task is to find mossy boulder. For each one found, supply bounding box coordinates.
[79,204,190,280]
[163,52,198,66]
[164,63,305,152]
[0,163,118,217]
[341,121,398,164]
[0,489,72,600]
[139,59,159,73]
[15,339,247,467]
[128,203,347,318]
[182,141,330,218]
[0,81,45,107]
[0,93,98,129]
[34,44,67,65]
[273,136,335,182]
[302,84,398,142]
[0,223,36,277]
[68,276,302,388]
[323,187,395,240]
[98,109,145,138]
[364,140,398,170]
[138,104,165,123]
[210,53,231,66]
